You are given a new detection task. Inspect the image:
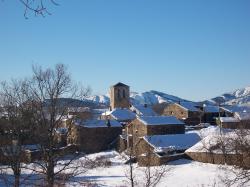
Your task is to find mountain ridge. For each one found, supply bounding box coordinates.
[84,86,250,107]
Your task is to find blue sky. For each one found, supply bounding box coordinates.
[0,0,250,101]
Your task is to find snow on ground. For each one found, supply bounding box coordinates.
[0,150,249,187]
[1,127,249,187]
[66,151,249,187]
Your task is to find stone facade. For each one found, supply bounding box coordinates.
[110,82,130,110]
[134,137,187,166]
[186,151,250,168]
[68,123,122,153]
[162,103,201,125]
[216,120,250,129]
[127,118,185,149]
[152,103,170,115]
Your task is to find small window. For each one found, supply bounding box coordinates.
[123,89,126,98]
[118,89,121,98]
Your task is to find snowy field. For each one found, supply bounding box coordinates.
[0,150,249,187]
[66,151,249,187]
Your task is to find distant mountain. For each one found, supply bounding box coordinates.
[84,90,188,106]
[85,95,110,105]
[52,86,250,109]
[209,86,250,105]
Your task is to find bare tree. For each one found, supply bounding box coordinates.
[124,147,136,187]
[18,0,59,18]
[125,140,171,187]
[221,126,250,187]
[0,79,36,187]
[25,63,90,186]
[141,140,171,187]
[197,123,250,186]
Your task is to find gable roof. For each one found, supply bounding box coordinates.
[203,105,220,113]
[177,102,200,112]
[113,82,129,87]
[106,108,136,121]
[144,133,200,153]
[130,105,157,116]
[138,116,184,126]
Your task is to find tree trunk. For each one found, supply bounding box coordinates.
[14,174,20,187]
[47,160,54,187]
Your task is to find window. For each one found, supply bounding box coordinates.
[123,89,126,98]
[118,89,121,98]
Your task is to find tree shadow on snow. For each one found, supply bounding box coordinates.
[168,159,192,165]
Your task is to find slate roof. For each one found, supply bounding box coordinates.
[113,82,129,87]
[144,133,200,153]
[138,116,184,126]
[177,102,200,112]
[130,105,157,116]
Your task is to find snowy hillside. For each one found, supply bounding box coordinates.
[84,86,250,107]
[85,90,188,106]
[85,94,110,105]
[210,86,250,105]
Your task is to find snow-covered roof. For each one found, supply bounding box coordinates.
[234,111,250,121]
[104,108,136,121]
[138,116,184,126]
[75,119,122,128]
[144,133,200,153]
[218,117,240,123]
[203,105,219,113]
[130,105,157,116]
[186,133,250,154]
[177,102,200,112]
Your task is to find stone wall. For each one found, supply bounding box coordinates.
[162,104,188,119]
[186,151,250,168]
[129,119,148,146]
[152,103,170,115]
[147,124,185,135]
[68,125,122,153]
[118,135,127,153]
[110,85,130,110]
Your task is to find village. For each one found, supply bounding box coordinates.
[1,79,250,186]
[1,0,250,186]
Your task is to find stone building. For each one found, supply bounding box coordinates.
[162,102,201,125]
[135,133,200,166]
[216,117,241,129]
[67,119,122,153]
[125,116,185,151]
[202,105,220,125]
[110,82,130,110]
[67,107,92,120]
